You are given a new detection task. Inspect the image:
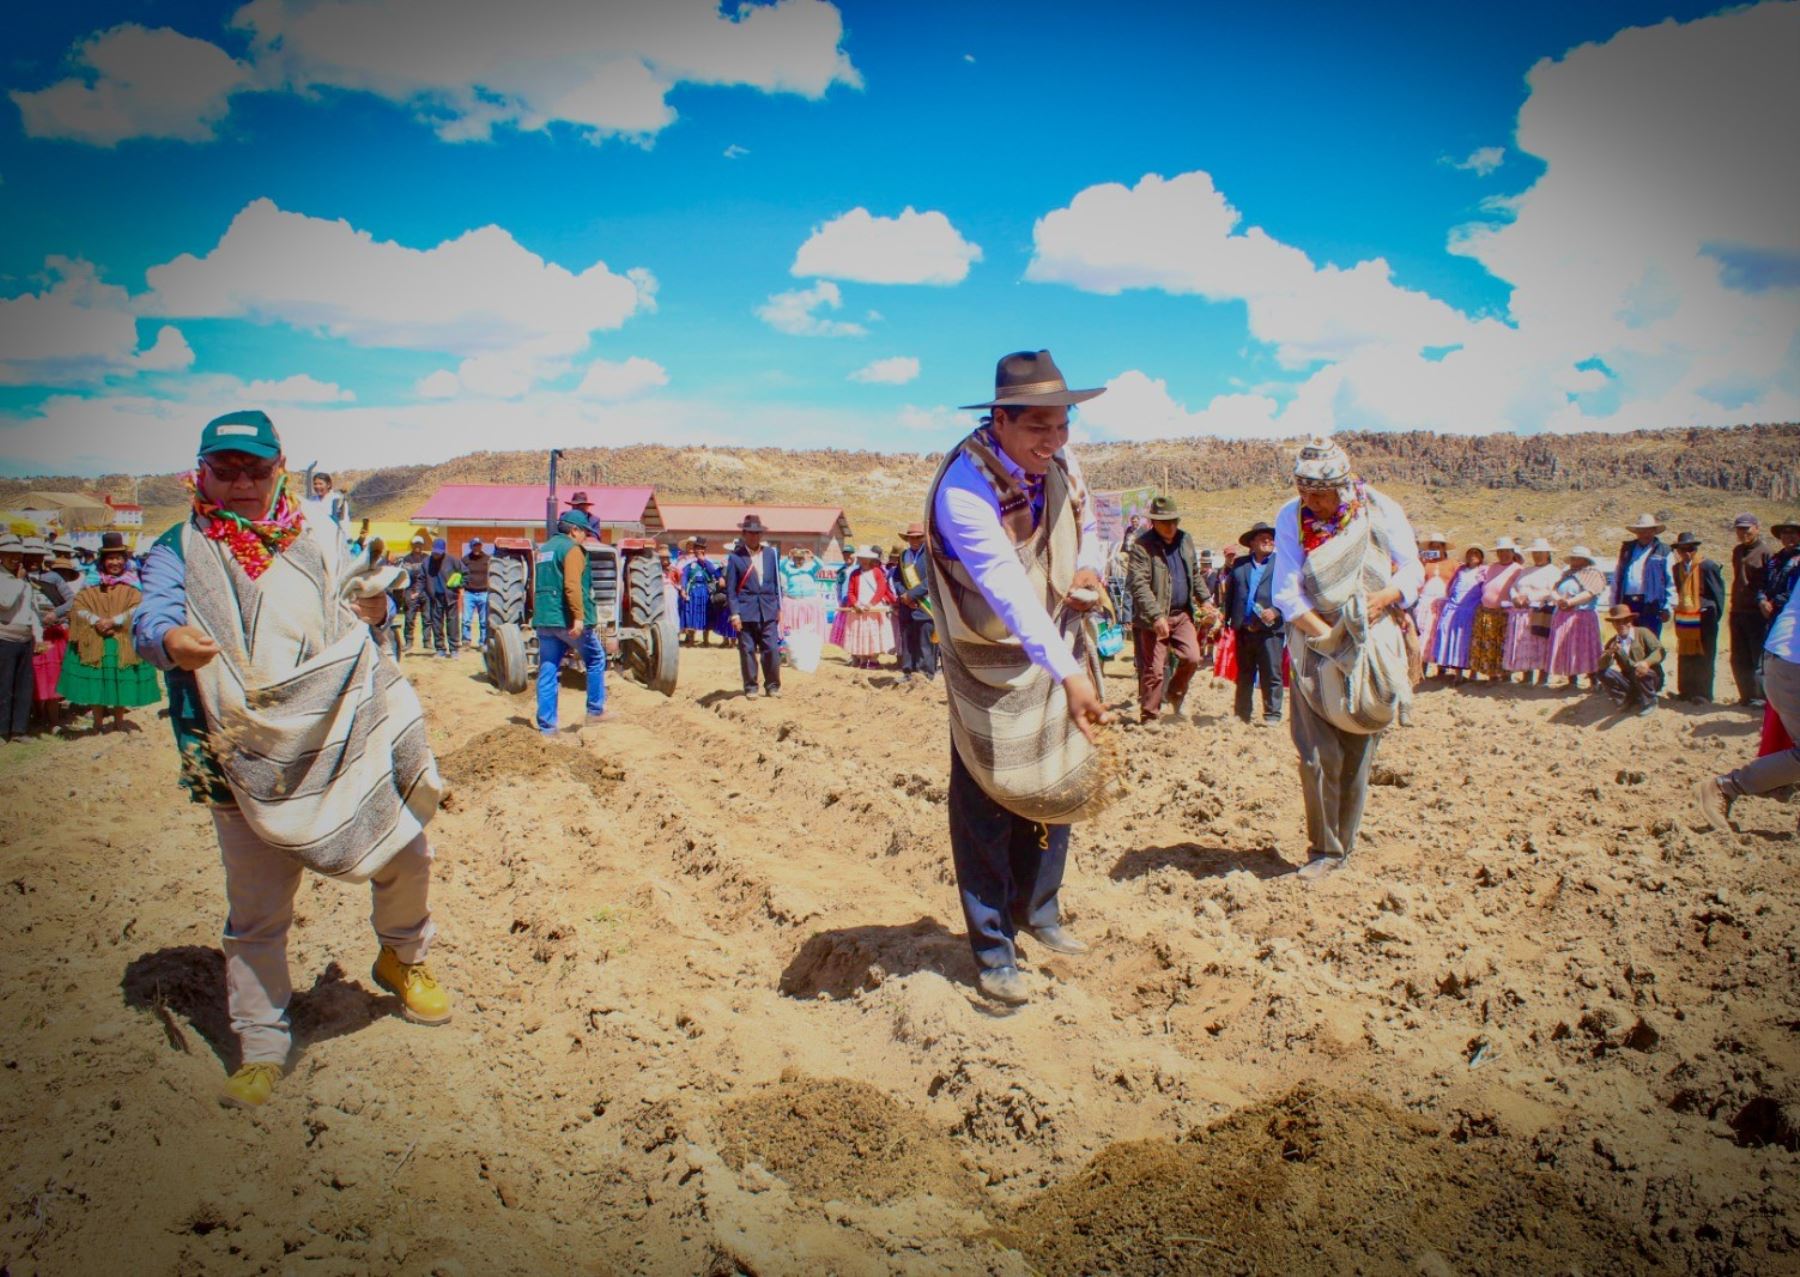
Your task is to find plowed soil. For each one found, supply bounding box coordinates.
[1,640,1795,1275]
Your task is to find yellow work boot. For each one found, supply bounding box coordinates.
[220,1062,282,1109]
[372,947,453,1025]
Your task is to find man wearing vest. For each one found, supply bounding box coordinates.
[1222,521,1285,725]
[1612,513,1672,638]
[134,410,451,1109]
[534,509,606,733]
[1126,495,1211,722]
[727,514,783,698]
[897,522,937,682]
[927,351,1112,1006]
[460,537,491,648]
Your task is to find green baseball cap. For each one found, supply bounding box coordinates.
[199,410,282,459]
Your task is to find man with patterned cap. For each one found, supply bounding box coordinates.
[135,409,452,1108]
[1273,437,1423,880]
[924,351,1118,1005]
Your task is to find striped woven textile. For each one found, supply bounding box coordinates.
[923,433,1124,824]
[1290,505,1414,735]
[183,525,443,881]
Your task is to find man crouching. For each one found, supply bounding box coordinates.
[134,410,451,1109]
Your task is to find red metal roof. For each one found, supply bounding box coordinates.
[656,503,849,536]
[413,484,658,526]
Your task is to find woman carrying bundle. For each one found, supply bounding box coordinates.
[58,531,161,732]
[1273,438,1424,881]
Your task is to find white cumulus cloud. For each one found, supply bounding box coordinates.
[1444,146,1506,176]
[793,207,982,285]
[234,0,859,143]
[0,258,194,386]
[1080,371,1284,441]
[574,355,668,400]
[10,25,252,146]
[756,280,865,337]
[895,404,961,433]
[849,356,919,384]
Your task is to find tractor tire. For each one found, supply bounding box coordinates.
[487,554,527,626]
[486,622,530,695]
[620,552,679,696]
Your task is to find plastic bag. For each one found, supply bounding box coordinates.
[1095,618,1124,660]
[787,627,822,674]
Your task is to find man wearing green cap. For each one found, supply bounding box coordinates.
[135,410,454,1109]
[1127,495,1212,722]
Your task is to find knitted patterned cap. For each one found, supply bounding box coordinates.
[1293,436,1352,486]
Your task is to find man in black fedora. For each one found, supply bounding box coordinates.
[926,349,1111,1006]
[726,514,783,698]
[1762,516,1800,621]
[1219,520,1284,725]
[1670,531,1724,703]
[1126,495,1211,722]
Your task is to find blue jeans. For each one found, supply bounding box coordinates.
[536,626,605,733]
[462,590,489,646]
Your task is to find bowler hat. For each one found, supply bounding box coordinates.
[1238,520,1276,548]
[98,531,130,557]
[1147,495,1182,521]
[958,349,1105,410]
[739,514,767,533]
[1673,531,1702,549]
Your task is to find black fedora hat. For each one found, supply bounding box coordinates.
[1673,530,1702,549]
[1773,516,1799,537]
[958,349,1105,411]
[1238,520,1276,548]
[739,514,766,533]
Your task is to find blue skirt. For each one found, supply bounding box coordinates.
[679,589,711,631]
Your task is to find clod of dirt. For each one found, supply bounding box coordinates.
[438,724,623,797]
[714,1078,979,1206]
[999,1084,1667,1276]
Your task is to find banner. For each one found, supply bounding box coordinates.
[1094,485,1157,547]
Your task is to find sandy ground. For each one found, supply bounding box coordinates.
[1,637,1796,1275]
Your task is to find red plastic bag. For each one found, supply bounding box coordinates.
[1213,626,1238,681]
[1760,702,1794,757]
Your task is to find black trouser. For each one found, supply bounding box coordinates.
[403,594,428,647]
[738,618,780,692]
[0,637,31,739]
[899,613,937,677]
[1729,610,1767,703]
[1600,663,1663,710]
[1676,615,1719,702]
[1234,627,1284,722]
[947,744,1069,972]
[428,594,457,653]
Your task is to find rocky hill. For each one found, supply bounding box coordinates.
[7,423,1796,541]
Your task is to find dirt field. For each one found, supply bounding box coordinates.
[1,636,1796,1275]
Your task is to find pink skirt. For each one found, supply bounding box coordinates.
[780,596,829,642]
[1549,610,1603,676]
[1504,609,1553,671]
[832,610,894,657]
[1414,598,1445,663]
[33,627,68,701]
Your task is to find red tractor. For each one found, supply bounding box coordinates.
[481,451,679,697]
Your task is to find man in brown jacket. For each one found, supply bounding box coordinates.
[1598,602,1666,716]
[1126,495,1213,722]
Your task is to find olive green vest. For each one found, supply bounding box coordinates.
[532,533,595,629]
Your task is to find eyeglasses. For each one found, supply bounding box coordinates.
[202,457,279,484]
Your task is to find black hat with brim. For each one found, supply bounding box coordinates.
[958,349,1106,410]
[1673,531,1703,549]
[1238,521,1277,548]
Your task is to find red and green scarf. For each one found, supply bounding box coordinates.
[185,469,304,579]
[1299,480,1368,554]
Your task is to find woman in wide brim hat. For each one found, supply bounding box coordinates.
[29,552,83,733]
[1548,545,1607,687]
[677,535,721,646]
[1504,538,1560,684]
[778,542,829,646]
[1432,545,1488,678]
[57,538,161,732]
[830,546,895,668]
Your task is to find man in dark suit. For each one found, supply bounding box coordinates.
[1671,530,1726,703]
[896,522,937,682]
[1220,521,1284,724]
[726,514,783,698]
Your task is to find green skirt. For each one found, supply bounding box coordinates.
[57,636,163,709]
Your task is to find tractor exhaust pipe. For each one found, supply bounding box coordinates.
[546,448,564,538]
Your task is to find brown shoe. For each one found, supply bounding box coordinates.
[1693,777,1733,834]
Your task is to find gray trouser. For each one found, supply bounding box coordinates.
[214,808,435,1065]
[1722,654,1799,798]
[1289,689,1380,860]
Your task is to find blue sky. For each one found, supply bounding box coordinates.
[1,0,1796,475]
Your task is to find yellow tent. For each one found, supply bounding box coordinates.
[358,519,431,551]
[17,491,113,531]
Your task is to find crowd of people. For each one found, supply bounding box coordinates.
[9,363,1797,1108]
[1102,508,1798,727]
